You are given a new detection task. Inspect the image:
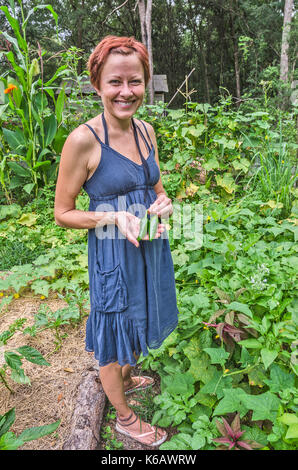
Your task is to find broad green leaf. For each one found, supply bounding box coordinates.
[4,351,22,370]
[2,51,26,87]
[202,157,219,170]
[242,425,268,447]
[0,203,21,220]
[161,372,195,397]
[238,338,263,349]
[0,431,24,450]
[263,364,295,392]
[0,6,27,52]
[0,103,8,118]
[32,161,51,171]
[187,124,205,137]
[194,391,217,408]
[215,173,237,194]
[190,290,210,309]
[56,88,66,124]
[23,183,35,195]
[241,392,281,422]
[168,109,184,120]
[285,424,298,440]
[226,301,253,318]
[199,370,233,399]
[18,419,60,443]
[213,136,236,149]
[7,161,31,177]
[184,338,216,383]
[160,433,192,450]
[232,157,251,173]
[17,212,38,226]
[213,388,248,417]
[261,348,278,370]
[16,346,50,366]
[278,413,298,426]
[203,347,230,366]
[0,408,15,438]
[44,114,57,147]
[191,433,206,450]
[10,367,31,385]
[3,128,26,151]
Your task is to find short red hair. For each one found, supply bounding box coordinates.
[87,35,150,90]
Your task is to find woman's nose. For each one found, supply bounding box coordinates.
[119,82,133,97]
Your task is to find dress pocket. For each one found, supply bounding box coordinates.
[92,263,128,313]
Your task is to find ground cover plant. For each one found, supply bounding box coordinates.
[0,1,297,451]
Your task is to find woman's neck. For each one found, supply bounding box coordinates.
[102,110,133,134]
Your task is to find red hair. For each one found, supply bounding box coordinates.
[87,35,150,90]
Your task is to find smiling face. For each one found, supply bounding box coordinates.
[96,52,145,122]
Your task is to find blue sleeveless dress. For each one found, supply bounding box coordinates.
[82,114,179,367]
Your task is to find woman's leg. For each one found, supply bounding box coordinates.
[99,360,167,445]
[99,361,131,417]
[121,352,139,390]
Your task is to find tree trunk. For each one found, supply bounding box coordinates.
[138,0,154,104]
[229,8,241,105]
[77,0,84,75]
[280,0,294,83]
[198,27,210,103]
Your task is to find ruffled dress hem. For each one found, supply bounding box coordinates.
[85,308,179,367]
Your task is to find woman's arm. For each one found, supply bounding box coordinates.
[54,126,116,229]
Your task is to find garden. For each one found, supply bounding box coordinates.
[0,0,297,451]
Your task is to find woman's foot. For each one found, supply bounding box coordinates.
[115,411,167,447]
[123,376,154,395]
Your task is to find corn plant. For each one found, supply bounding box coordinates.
[0,0,69,198]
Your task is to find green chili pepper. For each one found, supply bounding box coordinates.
[137,211,148,241]
[149,214,159,241]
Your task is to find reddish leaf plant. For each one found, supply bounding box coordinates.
[213,413,263,450]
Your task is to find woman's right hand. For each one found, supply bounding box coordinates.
[115,211,165,248]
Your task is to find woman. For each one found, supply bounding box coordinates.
[54,36,179,447]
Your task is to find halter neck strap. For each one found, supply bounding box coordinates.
[101,113,109,146]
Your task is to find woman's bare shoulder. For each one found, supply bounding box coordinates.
[64,123,95,153]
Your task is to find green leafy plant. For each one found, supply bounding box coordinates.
[0,0,68,198]
[0,324,50,393]
[213,413,263,450]
[0,407,60,450]
[23,302,82,353]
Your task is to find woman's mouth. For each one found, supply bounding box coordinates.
[113,100,137,108]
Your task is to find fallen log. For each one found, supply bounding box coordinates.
[63,364,106,450]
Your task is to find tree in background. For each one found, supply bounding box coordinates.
[280,0,294,83]
[1,0,296,109]
[138,0,154,104]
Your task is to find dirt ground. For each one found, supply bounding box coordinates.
[0,293,176,451]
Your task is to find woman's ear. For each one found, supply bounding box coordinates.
[94,87,101,98]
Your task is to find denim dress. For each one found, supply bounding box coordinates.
[82,114,179,367]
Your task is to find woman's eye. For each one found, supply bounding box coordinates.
[110,80,120,84]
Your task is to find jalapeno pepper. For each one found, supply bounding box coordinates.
[137,211,148,241]
[149,214,159,241]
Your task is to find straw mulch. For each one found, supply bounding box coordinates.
[0,292,177,451]
[0,293,97,450]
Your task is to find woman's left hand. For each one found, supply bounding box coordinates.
[148,193,173,219]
